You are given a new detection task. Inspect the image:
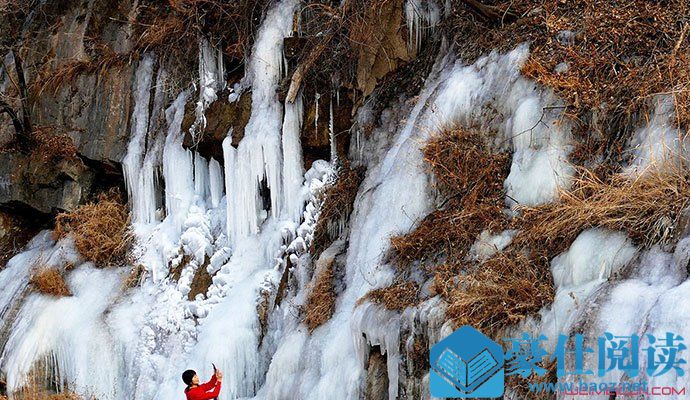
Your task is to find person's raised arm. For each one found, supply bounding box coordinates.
[190,371,222,400]
[196,374,217,391]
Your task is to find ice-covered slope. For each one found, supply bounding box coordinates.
[1,0,689,399]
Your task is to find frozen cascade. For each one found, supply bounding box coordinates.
[258,45,575,399]
[329,96,337,162]
[4,1,690,398]
[122,54,155,224]
[225,0,299,242]
[162,92,195,231]
[0,235,125,399]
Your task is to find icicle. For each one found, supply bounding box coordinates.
[314,92,320,133]
[222,135,236,242]
[137,66,169,224]
[281,91,305,222]
[329,95,337,162]
[190,38,225,140]
[404,0,441,53]
[122,54,155,224]
[162,91,194,231]
[193,152,210,200]
[209,157,224,209]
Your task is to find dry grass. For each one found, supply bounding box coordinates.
[54,190,133,268]
[311,163,365,257]
[303,266,337,333]
[389,128,510,266]
[447,0,690,159]
[31,126,78,162]
[435,251,554,335]
[31,49,133,97]
[257,288,272,341]
[29,267,71,297]
[357,281,420,311]
[506,359,557,399]
[3,389,88,400]
[516,162,690,254]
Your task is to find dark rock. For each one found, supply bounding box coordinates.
[181,91,253,161]
[364,345,390,400]
[302,89,353,168]
[0,152,94,213]
[32,65,135,163]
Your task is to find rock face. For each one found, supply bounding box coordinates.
[31,66,135,163]
[182,91,253,161]
[0,0,137,213]
[0,152,93,213]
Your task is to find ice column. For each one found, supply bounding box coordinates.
[122,54,155,223]
[209,157,224,208]
[162,91,194,231]
[224,0,298,242]
[281,92,305,221]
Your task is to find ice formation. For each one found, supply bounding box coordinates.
[2,0,690,399]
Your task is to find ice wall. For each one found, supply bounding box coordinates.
[3,0,690,399]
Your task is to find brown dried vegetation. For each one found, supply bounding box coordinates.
[303,266,337,333]
[311,163,365,257]
[448,0,690,158]
[384,125,690,335]
[389,128,510,266]
[378,128,551,334]
[54,190,133,268]
[357,281,420,311]
[434,251,554,335]
[31,50,133,97]
[2,388,90,400]
[29,267,71,297]
[516,161,690,254]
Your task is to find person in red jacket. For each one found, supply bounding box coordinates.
[182,367,222,400]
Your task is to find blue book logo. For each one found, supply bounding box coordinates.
[430,326,504,398]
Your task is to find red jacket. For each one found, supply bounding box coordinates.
[185,375,221,400]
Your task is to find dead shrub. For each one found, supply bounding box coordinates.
[54,190,133,267]
[31,127,78,162]
[389,128,510,266]
[311,163,365,257]
[303,266,337,333]
[517,162,690,255]
[439,251,554,335]
[357,280,420,311]
[29,267,71,297]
